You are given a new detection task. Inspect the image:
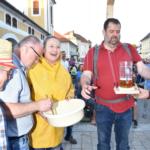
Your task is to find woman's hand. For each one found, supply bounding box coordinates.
[133,88,149,99]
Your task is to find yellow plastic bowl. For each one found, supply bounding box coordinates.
[43,99,85,127]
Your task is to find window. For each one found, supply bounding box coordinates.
[32,29,34,35]
[6,14,11,25]
[28,27,31,34]
[12,18,17,28]
[33,0,39,14]
[41,34,45,40]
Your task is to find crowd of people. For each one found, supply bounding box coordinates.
[1,17,150,150]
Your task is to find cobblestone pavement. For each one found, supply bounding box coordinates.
[62,122,150,150]
[62,100,150,150]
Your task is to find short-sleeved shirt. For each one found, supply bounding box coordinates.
[0,54,33,137]
[0,107,7,150]
[83,42,142,113]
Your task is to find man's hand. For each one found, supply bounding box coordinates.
[81,84,97,99]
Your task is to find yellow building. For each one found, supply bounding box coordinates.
[25,0,55,34]
[0,0,55,47]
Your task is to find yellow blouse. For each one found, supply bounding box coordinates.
[27,58,74,148]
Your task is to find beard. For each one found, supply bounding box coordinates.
[109,36,120,45]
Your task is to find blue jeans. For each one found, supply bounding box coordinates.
[95,104,132,150]
[8,134,29,150]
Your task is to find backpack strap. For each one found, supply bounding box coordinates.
[93,44,99,80]
[122,43,132,59]
[93,43,132,80]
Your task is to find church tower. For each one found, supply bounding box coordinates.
[25,0,56,34]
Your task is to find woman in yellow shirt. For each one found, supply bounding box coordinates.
[28,36,74,150]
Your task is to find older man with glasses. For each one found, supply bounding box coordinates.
[0,36,52,150]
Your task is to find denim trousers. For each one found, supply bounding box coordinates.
[95,104,132,150]
[8,134,30,150]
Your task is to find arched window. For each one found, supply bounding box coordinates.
[12,18,17,28]
[33,0,39,14]
[6,14,11,25]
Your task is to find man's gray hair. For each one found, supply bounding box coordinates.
[18,35,41,48]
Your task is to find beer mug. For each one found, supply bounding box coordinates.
[119,61,134,88]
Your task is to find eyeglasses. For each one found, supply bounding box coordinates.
[30,47,41,58]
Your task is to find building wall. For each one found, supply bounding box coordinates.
[27,0,45,29]
[141,38,150,58]
[77,40,89,59]
[0,2,49,47]
[26,0,54,34]
[60,42,77,59]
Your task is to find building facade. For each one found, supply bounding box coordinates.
[25,0,55,34]
[54,31,78,59]
[140,33,150,59]
[0,0,55,47]
[64,31,91,62]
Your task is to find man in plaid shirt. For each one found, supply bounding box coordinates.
[0,107,7,150]
[0,39,16,149]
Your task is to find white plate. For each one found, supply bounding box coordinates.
[43,99,85,127]
[114,86,139,94]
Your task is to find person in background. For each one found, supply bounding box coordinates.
[28,36,74,149]
[0,39,16,150]
[134,59,150,119]
[81,18,150,150]
[132,100,138,128]
[75,64,83,99]
[0,36,52,150]
[60,51,77,145]
[70,63,77,85]
[61,51,69,71]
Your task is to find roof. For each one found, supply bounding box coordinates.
[1,0,50,35]
[65,31,91,43]
[141,32,150,41]
[54,31,77,47]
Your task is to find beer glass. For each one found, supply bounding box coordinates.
[119,61,134,88]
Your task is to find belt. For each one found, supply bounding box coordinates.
[8,134,26,140]
[95,95,131,104]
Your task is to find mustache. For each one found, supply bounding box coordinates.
[111,36,118,39]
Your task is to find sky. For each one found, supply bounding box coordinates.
[7,0,150,46]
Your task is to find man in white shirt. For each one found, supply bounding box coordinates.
[61,51,69,71]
